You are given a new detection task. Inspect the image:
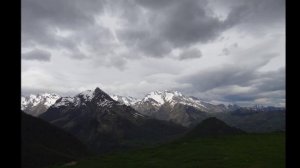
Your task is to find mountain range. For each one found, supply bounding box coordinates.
[22,89,285,132]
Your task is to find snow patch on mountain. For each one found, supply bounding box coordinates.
[97,99,114,108]
[77,90,94,101]
[144,91,165,105]
[133,112,144,118]
[52,97,79,108]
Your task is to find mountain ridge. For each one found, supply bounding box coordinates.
[23,89,285,132]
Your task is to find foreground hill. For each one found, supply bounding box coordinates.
[49,133,285,168]
[21,112,90,168]
[185,117,245,138]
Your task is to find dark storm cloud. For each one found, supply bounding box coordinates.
[22,0,100,43]
[22,0,284,61]
[119,0,228,57]
[22,49,51,62]
[224,0,285,32]
[22,0,103,31]
[159,0,224,47]
[22,0,107,59]
[22,0,228,60]
[118,0,284,58]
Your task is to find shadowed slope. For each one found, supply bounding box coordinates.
[185,117,245,138]
[21,111,91,168]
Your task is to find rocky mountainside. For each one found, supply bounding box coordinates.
[113,90,225,127]
[40,88,186,153]
[21,93,60,116]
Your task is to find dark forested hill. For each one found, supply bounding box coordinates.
[21,111,90,168]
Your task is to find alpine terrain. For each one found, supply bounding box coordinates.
[40,87,186,153]
[112,90,285,132]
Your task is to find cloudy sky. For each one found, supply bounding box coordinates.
[21,0,285,107]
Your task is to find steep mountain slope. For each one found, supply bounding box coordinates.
[21,93,60,116]
[21,111,90,168]
[40,88,186,153]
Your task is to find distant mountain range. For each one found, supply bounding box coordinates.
[22,89,285,132]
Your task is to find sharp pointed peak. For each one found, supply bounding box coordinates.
[94,87,104,94]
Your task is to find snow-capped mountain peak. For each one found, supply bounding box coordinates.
[143,91,165,105]
[142,90,184,105]
[52,87,117,109]
[110,95,139,106]
[139,90,209,110]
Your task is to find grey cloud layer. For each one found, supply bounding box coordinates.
[22,0,284,61]
[179,48,202,60]
[178,63,285,106]
[23,49,51,61]
[118,0,229,57]
[22,0,226,62]
[22,0,285,106]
